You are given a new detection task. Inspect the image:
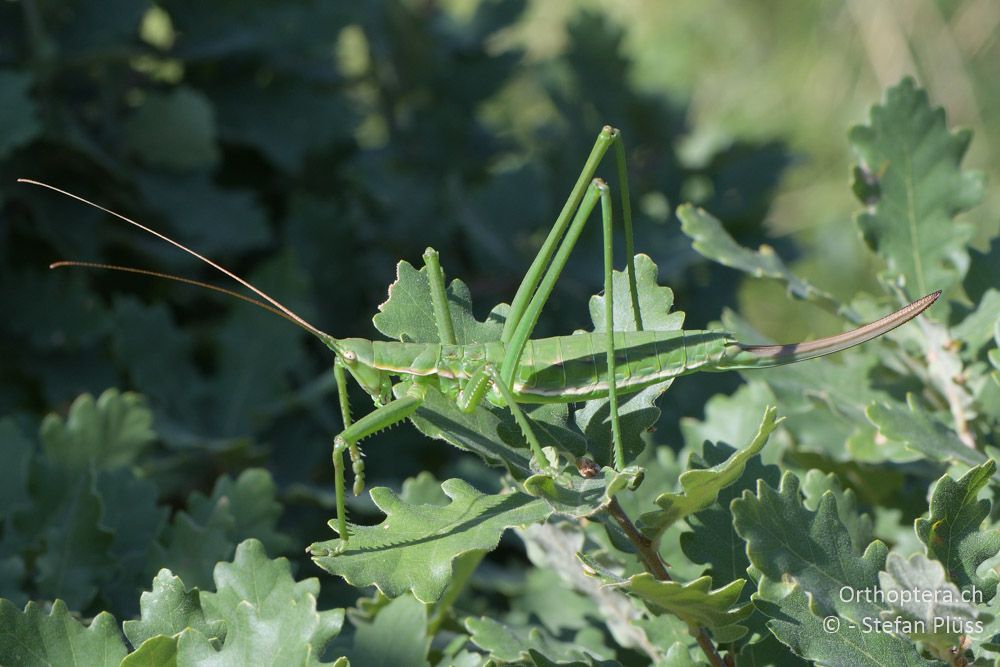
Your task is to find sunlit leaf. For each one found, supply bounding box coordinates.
[577,254,685,466]
[123,569,224,650]
[733,471,885,622]
[915,461,1000,599]
[867,394,988,472]
[799,470,873,552]
[524,464,642,518]
[753,578,936,666]
[680,439,781,588]
[850,77,984,295]
[677,204,844,315]
[640,405,779,537]
[878,553,991,653]
[629,575,752,639]
[310,479,550,602]
[373,258,504,344]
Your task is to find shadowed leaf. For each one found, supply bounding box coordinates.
[0,600,126,667]
[175,540,345,665]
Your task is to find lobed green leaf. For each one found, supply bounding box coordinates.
[754,578,936,666]
[466,615,619,665]
[640,405,780,537]
[123,569,224,650]
[160,469,293,590]
[878,553,991,656]
[799,470,873,553]
[310,478,551,602]
[867,394,989,473]
[915,461,1000,599]
[680,436,781,592]
[623,574,752,637]
[523,465,643,518]
[39,389,155,472]
[732,471,885,622]
[176,539,345,665]
[373,258,504,345]
[577,254,685,466]
[677,204,845,317]
[0,599,126,667]
[850,77,984,295]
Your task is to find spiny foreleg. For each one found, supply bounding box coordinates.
[333,359,367,496]
[332,368,424,543]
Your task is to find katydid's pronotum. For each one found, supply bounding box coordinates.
[22,126,940,545]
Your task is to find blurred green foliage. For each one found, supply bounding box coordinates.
[1,0,999,664]
[0,0,792,569]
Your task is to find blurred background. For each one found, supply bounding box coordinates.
[1,0,997,618]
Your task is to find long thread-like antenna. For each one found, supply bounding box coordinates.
[49,260,300,325]
[19,179,333,343]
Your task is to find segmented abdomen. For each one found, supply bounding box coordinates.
[513,330,731,403]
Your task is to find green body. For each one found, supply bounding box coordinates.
[334,281,940,410]
[353,330,733,403]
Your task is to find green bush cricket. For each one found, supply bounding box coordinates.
[21,126,939,546]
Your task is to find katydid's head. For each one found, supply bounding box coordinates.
[334,338,388,399]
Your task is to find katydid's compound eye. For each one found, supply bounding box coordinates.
[343,351,357,364]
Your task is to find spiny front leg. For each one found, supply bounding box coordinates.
[331,388,424,543]
[333,359,364,493]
